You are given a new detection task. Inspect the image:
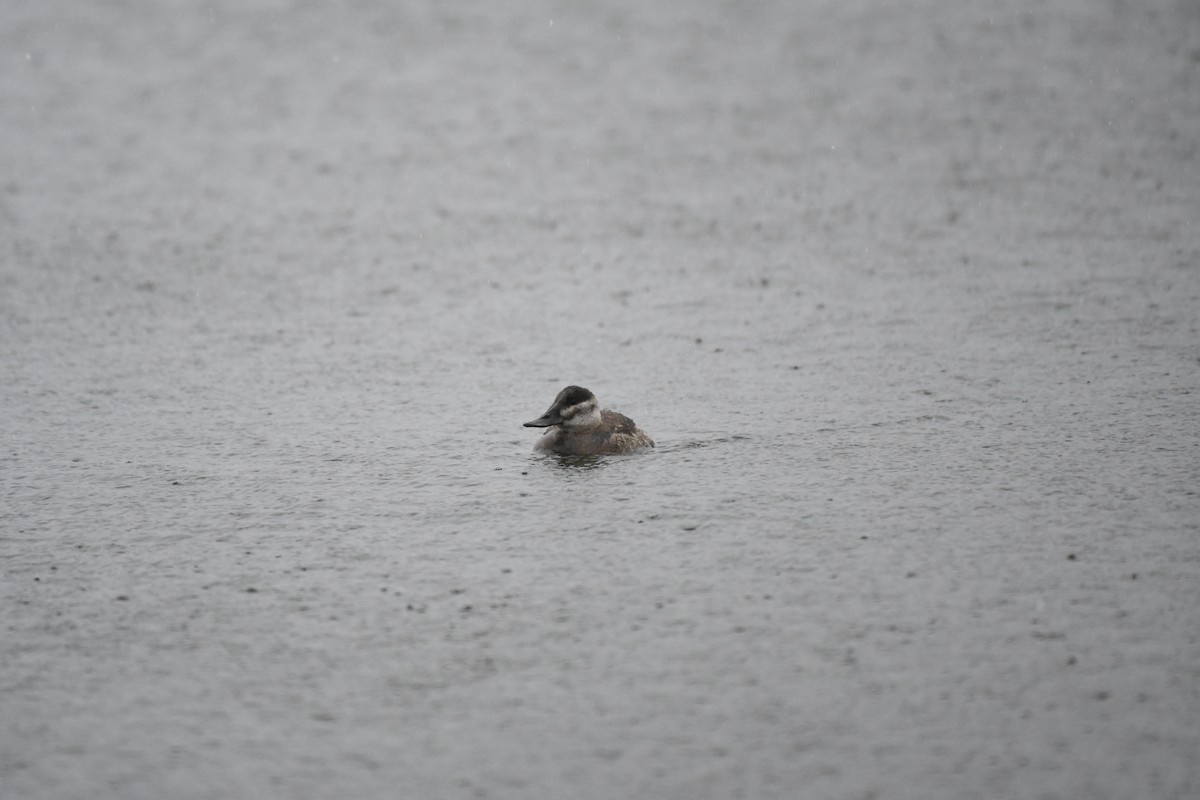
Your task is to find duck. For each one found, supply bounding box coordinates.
[523,385,654,455]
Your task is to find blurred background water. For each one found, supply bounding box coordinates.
[3,1,1198,798]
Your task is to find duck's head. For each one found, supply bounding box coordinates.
[524,385,600,430]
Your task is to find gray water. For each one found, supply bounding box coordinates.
[3,1,1198,798]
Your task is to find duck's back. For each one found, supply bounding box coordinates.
[599,410,655,453]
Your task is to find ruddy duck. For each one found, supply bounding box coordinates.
[524,385,654,455]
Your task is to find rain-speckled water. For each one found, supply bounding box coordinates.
[3,1,1198,798]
